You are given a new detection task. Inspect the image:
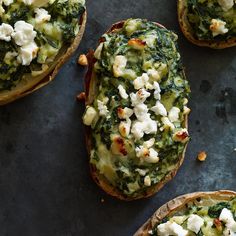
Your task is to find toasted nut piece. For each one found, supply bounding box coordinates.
[128,38,146,50]
[78,54,88,66]
[197,151,207,162]
[76,92,85,101]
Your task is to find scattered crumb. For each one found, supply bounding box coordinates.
[197,151,207,162]
[101,198,105,203]
[78,54,88,66]
[76,92,85,101]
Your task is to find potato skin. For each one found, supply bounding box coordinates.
[0,11,87,105]
[134,190,236,235]
[84,21,189,201]
[178,0,236,49]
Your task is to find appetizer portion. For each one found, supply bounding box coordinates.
[178,0,236,48]
[135,190,236,236]
[83,19,190,200]
[0,0,86,105]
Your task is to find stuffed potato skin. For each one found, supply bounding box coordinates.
[135,190,236,235]
[83,19,190,200]
[0,0,87,105]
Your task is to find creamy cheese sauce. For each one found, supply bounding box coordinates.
[187,0,236,40]
[83,19,190,197]
[0,0,85,90]
[151,197,236,236]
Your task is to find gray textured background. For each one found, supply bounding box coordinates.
[0,0,236,235]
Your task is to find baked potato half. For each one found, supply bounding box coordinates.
[178,0,236,49]
[135,190,236,235]
[0,0,87,105]
[83,19,191,200]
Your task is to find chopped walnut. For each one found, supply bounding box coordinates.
[78,54,88,66]
[197,151,207,162]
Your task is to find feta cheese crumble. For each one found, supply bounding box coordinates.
[131,119,157,140]
[12,21,37,46]
[0,23,13,42]
[17,41,39,65]
[144,175,151,186]
[118,84,129,99]
[168,107,180,122]
[151,101,167,117]
[219,208,236,235]
[119,119,131,137]
[157,221,188,236]
[113,55,127,77]
[210,19,229,37]
[130,89,150,106]
[117,107,133,119]
[97,99,109,116]
[34,8,51,24]
[161,117,175,130]
[187,214,204,234]
[83,106,97,126]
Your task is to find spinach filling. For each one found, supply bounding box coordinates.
[187,0,236,40]
[88,19,190,197]
[0,0,85,91]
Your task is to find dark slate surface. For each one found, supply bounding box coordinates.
[0,0,236,235]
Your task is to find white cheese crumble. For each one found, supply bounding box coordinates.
[161,117,175,131]
[157,221,188,236]
[119,119,131,137]
[168,107,180,122]
[131,118,157,140]
[153,81,161,100]
[118,84,129,99]
[130,89,150,106]
[133,73,149,90]
[83,106,97,126]
[113,55,127,77]
[151,101,167,117]
[17,41,38,65]
[143,138,155,148]
[117,107,133,119]
[34,8,51,24]
[12,21,37,46]
[210,19,229,37]
[97,99,109,116]
[0,23,13,41]
[134,103,149,121]
[187,214,204,234]
[218,0,234,11]
[144,175,151,186]
[219,208,236,235]
[135,146,159,163]
[172,128,189,143]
